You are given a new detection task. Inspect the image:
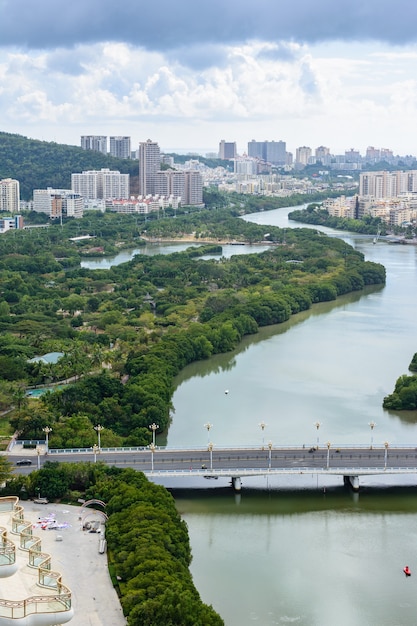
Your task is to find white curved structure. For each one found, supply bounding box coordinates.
[0,497,73,625]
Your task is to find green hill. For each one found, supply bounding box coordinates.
[0,131,139,200]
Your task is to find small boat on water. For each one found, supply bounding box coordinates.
[403,566,411,577]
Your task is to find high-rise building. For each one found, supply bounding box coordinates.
[247,140,265,160]
[0,178,20,212]
[155,171,185,199]
[315,146,331,164]
[109,136,131,159]
[247,140,286,165]
[153,170,203,206]
[80,135,107,154]
[139,140,161,196]
[72,169,129,200]
[295,146,312,166]
[265,141,286,165]
[345,149,361,163]
[219,140,237,160]
[184,171,203,206]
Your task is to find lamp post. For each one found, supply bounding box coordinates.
[148,423,159,447]
[208,442,214,471]
[369,421,376,449]
[42,426,52,454]
[36,446,41,470]
[314,422,321,449]
[326,441,331,469]
[92,444,98,463]
[259,421,267,450]
[94,424,104,450]
[384,441,389,469]
[204,423,213,445]
[149,443,156,472]
[268,441,273,470]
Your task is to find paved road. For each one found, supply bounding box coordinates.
[10,446,417,476]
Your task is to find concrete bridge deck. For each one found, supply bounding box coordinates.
[10,443,417,490]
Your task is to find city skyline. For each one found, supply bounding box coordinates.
[1,1,417,155]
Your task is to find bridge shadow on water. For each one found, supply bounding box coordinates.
[171,482,417,516]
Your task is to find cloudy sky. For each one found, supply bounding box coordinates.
[1,0,417,157]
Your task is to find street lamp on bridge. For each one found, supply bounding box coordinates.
[384,441,389,469]
[268,441,273,470]
[258,421,267,450]
[314,422,321,449]
[326,441,331,469]
[208,442,214,470]
[42,426,52,454]
[369,421,376,449]
[148,423,159,447]
[94,424,104,450]
[204,423,213,445]
[149,443,156,472]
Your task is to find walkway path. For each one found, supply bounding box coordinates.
[17,500,126,626]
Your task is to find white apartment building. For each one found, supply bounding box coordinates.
[109,136,131,159]
[108,195,181,215]
[0,178,20,212]
[71,169,129,200]
[139,140,161,196]
[323,196,356,218]
[80,135,107,154]
[295,146,312,166]
[234,158,258,176]
[107,199,150,214]
[184,171,203,206]
[360,170,417,198]
[155,170,185,200]
[33,189,83,219]
[153,169,203,206]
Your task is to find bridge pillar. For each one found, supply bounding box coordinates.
[344,475,360,492]
[232,477,242,492]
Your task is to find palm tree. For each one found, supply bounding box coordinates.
[10,384,28,417]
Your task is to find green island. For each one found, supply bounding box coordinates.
[0,172,386,623]
[288,203,388,235]
[383,353,417,411]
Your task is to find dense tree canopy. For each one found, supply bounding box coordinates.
[0,196,385,447]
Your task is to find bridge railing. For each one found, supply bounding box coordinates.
[44,443,417,455]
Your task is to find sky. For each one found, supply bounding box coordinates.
[1,0,417,157]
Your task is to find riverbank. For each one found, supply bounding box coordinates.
[141,234,275,245]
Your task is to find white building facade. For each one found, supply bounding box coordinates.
[80,135,107,154]
[0,178,20,212]
[33,189,83,219]
[109,136,131,159]
[71,169,129,200]
[139,140,161,196]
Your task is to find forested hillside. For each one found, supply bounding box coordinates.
[0,131,230,201]
[0,131,140,200]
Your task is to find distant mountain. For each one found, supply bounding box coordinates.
[0,131,139,200]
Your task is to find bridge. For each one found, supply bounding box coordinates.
[13,442,417,491]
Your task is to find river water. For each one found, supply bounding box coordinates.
[166,207,417,626]
[85,207,417,625]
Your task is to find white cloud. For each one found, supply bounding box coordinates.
[1,38,417,155]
